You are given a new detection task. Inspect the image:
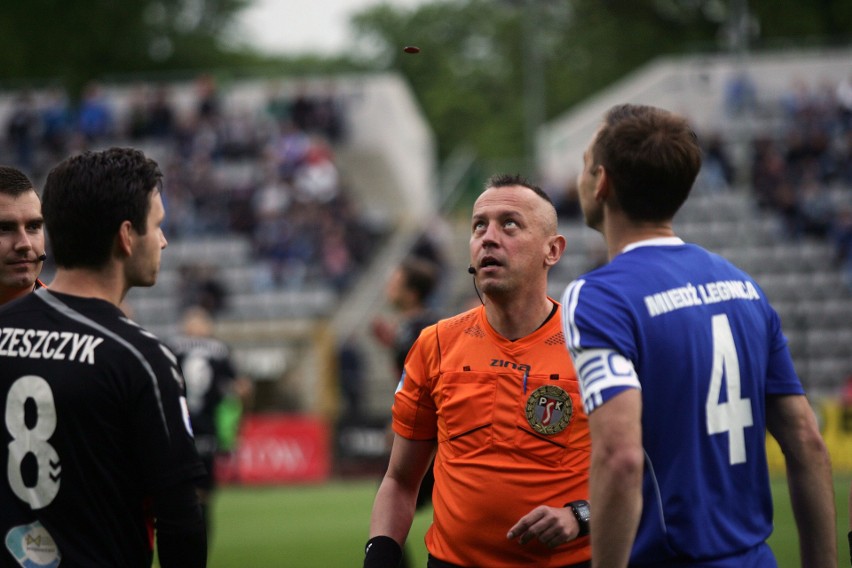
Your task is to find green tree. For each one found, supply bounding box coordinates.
[3,0,849,164]
[351,0,852,165]
[351,0,719,163]
[352,0,530,163]
[0,0,254,97]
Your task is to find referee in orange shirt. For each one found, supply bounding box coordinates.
[364,174,591,568]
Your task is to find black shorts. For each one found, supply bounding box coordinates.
[427,555,590,568]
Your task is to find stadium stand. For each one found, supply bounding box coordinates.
[0,73,437,419]
[2,48,849,423]
[540,47,852,399]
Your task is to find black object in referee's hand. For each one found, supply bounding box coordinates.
[847,531,852,566]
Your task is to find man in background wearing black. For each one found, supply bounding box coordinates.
[168,305,251,539]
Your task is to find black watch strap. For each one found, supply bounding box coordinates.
[565,500,591,538]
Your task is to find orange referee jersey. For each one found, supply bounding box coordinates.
[393,302,591,567]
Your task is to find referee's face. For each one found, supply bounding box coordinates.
[470,185,551,300]
[126,189,167,288]
[0,189,44,302]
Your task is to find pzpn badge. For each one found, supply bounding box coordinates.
[525,385,572,435]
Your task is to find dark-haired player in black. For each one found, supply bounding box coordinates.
[168,305,250,539]
[0,148,206,567]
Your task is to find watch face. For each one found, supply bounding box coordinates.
[574,502,591,521]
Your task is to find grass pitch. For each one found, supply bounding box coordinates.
[206,480,432,567]
[196,476,849,567]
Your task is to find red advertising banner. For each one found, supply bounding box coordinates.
[218,414,330,485]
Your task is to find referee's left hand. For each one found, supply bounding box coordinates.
[507,506,579,548]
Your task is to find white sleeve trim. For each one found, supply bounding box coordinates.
[560,279,585,351]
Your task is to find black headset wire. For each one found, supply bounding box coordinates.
[471,272,484,305]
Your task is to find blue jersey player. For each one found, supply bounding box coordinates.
[560,104,835,567]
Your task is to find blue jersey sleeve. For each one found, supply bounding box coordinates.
[765,307,805,396]
[562,278,637,358]
[562,279,642,413]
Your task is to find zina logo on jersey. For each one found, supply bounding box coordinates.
[490,359,531,372]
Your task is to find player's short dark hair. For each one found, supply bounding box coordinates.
[593,104,701,222]
[42,147,163,269]
[0,166,35,197]
[400,256,438,303]
[485,173,554,207]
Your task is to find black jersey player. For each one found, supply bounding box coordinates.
[0,148,206,568]
[168,305,247,534]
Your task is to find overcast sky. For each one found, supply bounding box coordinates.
[235,0,431,55]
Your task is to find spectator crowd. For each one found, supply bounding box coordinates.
[547,71,852,289]
[1,75,383,303]
[4,70,852,298]
[747,73,852,287]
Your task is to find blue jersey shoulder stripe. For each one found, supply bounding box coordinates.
[560,279,585,352]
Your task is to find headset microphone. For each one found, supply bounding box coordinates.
[37,253,47,262]
[468,265,484,305]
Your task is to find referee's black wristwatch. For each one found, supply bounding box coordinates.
[565,500,591,538]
